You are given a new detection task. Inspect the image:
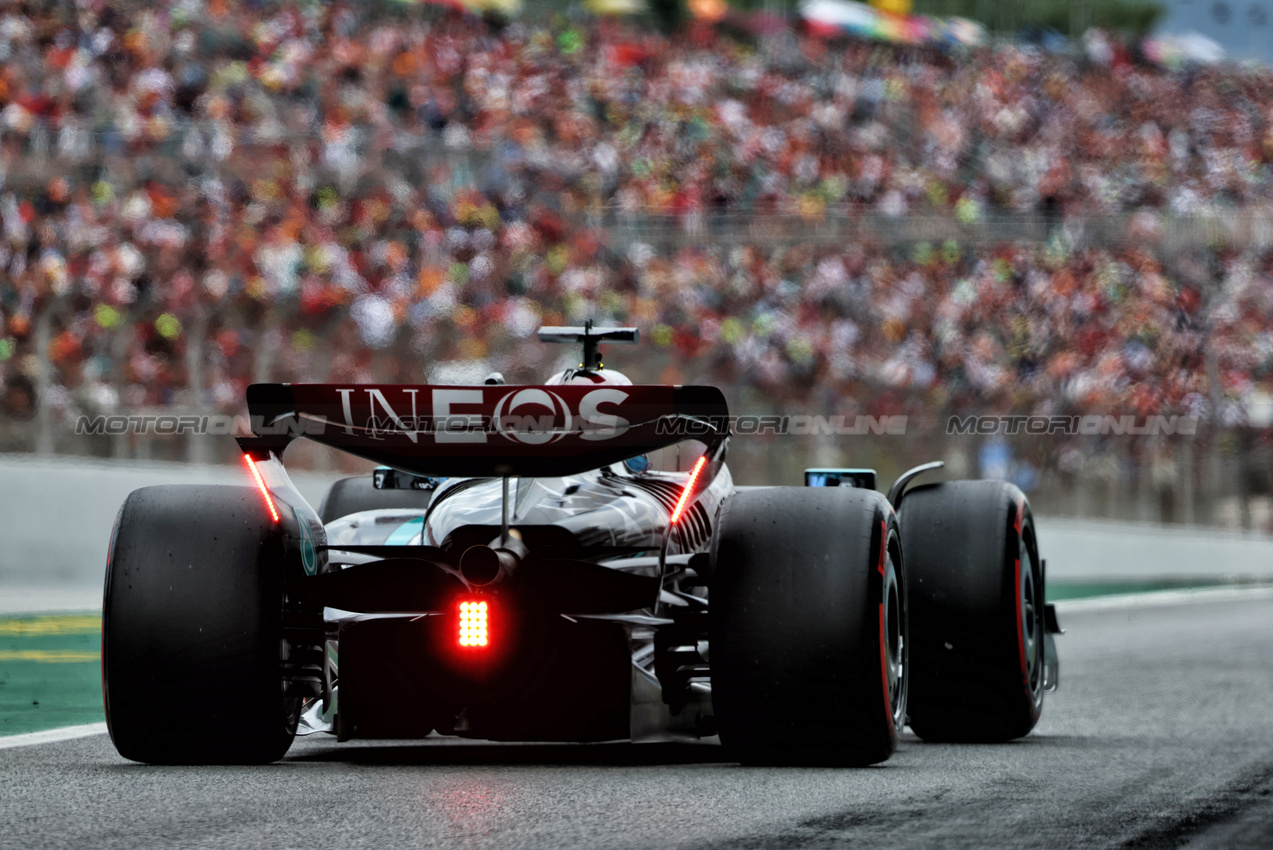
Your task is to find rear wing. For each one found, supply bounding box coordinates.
[240,383,729,477]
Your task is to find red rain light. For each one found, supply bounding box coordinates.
[458,599,489,647]
[243,454,280,524]
[670,455,708,525]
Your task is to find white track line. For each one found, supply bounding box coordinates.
[0,588,1265,752]
[1055,584,1273,614]
[0,722,107,750]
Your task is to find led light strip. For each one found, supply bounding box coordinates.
[670,455,708,525]
[243,454,280,524]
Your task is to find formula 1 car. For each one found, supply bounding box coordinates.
[102,325,1061,765]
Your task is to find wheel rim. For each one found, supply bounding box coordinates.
[883,545,906,729]
[1018,534,1043,702]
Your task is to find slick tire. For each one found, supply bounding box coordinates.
[318,476,434,524]
[710,487,906,766]
[103,485,297,764]
[899,480,1046,743]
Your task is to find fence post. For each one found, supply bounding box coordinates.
[33,301,54,455]
[186,304,210,465]
[1180,438,1195,525]
[109,319,130,459]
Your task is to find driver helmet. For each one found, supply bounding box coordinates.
[545,367,642,471]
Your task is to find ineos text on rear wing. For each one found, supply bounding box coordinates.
[241,383,729,477]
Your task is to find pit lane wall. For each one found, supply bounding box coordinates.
[3,455,1273,610]
[1035,517,1273,585]
[0,454,341,591]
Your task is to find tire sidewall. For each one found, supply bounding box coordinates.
[1012,498,1045,727]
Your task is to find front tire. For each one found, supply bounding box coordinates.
[710,487,906,766]
[899,480,1045,742]
[103,485,297,764]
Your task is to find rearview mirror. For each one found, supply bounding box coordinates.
[804,468,877,490]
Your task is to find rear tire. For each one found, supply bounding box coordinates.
[710,487,906,766]
[103,485,297,764]
[318,476,434,524]
[899,480,1045,742]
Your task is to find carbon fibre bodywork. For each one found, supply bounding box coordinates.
[233,375,736,743]
[300,456,731,743]
[414,467,727,554]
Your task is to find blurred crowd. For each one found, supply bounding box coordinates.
[2,0,1273,431]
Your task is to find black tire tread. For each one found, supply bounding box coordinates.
[710,487,901,766]
[103,484,296,764]
[899,479,1043,743]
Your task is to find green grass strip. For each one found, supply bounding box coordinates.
[0,613,104,737]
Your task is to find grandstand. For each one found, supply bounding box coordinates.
[1,1,1273,528]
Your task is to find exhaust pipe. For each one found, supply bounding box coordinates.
[459,543,522,587]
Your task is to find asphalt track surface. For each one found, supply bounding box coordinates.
[2,591,1271,849]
